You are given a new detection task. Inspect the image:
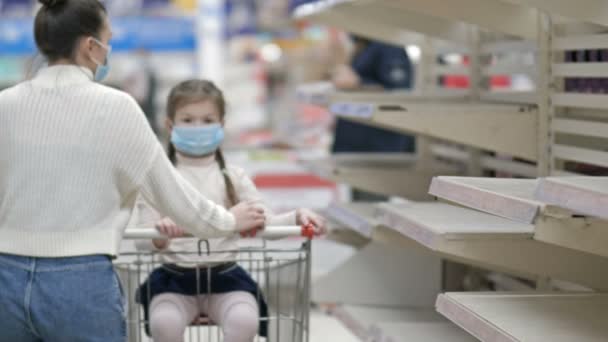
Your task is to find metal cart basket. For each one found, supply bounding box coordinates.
[116,226,313,342]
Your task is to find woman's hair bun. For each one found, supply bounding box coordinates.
[39,0,67,8]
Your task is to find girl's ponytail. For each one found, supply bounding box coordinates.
[215,149,238,207]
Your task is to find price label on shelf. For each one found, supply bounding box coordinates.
[330,102,375,119]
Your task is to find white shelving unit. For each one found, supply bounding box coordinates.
[533,177,608,259]
[294,0,474,46]
[534,213,608,261]
[330,90,468,105]
[437,292,608,342]
[377,202,535,246]
[428,176,608,260]
[311,238,443,307]
[429,174,608,262]
[313,201,444,308]
[293,0,608,340]
[429,176,543,223]
[383,0,538,40]
[329,100,538,161]
[536,177,608,219]
[374,201,608,290]
[295,88,471,109]
[503,0,608,26]
[323,202,381,238]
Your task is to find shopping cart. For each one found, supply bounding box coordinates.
[115,225,314,342]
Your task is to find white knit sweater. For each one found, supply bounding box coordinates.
[0,65,236,257]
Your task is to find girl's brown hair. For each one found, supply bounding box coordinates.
[166,80,238,206]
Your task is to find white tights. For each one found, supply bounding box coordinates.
[149,291,259,342]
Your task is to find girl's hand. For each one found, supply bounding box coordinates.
[297,208,327,236]
[230,201,266,232]
[152,217,184,249]
[155,217,185,238]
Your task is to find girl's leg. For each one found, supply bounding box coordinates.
[200,291,259,342]
[149,293,199,342]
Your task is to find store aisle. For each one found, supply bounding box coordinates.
[310,311,359,342]
[310,238,358,281]
[129,310,359,342]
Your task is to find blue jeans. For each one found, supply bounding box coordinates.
[0,253,126,342]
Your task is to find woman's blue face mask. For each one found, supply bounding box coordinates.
[91,38,111,82]
[170,124,225,157]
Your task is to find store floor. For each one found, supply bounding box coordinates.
[131,313,358,342]
[310,239,359,341]
[310,310,359,342]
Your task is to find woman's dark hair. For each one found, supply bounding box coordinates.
[35,0,107,62]
[167,80,239,207]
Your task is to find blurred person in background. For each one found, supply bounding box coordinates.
[123,48,159,135]
[331,34,415,154]
[331,35,415,201]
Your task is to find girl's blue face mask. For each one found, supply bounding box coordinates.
[171,124,225,157]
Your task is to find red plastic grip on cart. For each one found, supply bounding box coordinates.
[301,224,315,239]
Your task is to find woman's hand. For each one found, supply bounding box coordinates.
[153,217,185,249]
[230,200,266,233]
[297,208,327,236]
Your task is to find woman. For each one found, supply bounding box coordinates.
[0,1,264,341]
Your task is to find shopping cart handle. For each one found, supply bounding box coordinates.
[123,225,314,240]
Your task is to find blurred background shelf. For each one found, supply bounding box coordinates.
[323,202,381,238]
[330,102,538,161]
[300,153,462,200]
[293,0,474,46]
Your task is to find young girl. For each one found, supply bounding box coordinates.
[136,80,326,342]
